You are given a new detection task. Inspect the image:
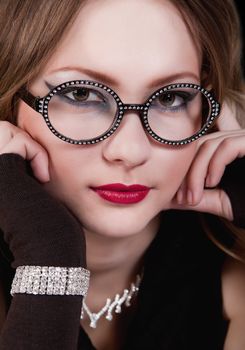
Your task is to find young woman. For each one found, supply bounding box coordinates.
[0,0,245,349]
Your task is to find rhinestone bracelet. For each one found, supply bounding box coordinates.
[10,265,90,297]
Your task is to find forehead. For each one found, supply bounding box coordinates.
[44,0,201,96]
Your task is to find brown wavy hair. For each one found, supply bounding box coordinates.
[0,0,245,259]
[172,0,245,123]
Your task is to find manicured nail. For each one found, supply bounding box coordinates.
[43,171,50,183]
[187,190,193,204]
[206,174,211,187]
[177,189,183,204]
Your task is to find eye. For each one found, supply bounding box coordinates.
[71,88,90,102]
[63,88,105,103]
[158,92,185,108]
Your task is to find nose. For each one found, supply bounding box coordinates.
[102,110,151,168]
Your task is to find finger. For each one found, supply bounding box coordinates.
[1,133,50,183]
[173,188,233,221]
[196,129,245,148]
[180,136,223,205]
[206,135,245,188]
[185,131,245,204]
[0,122,16,150]
[176,175,189,204]
[0,131,12,151]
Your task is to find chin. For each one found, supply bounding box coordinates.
[74,205,161,238]
[73,212,148,238]
[53,189,164,238]
[86,219,146,238]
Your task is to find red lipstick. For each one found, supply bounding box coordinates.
[91,183,150,204]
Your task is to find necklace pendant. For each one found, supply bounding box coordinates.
[81,270,144,329]
[90,314,99,328]
[90,320,97,328]
[105,313,113,321]
[115,305,121,313]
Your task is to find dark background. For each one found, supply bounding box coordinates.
[235,0,244,28]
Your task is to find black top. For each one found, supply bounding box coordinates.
[77,210,229,350]
[1,156,245,349]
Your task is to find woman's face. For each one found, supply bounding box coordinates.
[17,0,201,238]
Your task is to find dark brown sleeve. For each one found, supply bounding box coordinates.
[219,156,245,228]
[0,154,86,349]
[0,295,83,349]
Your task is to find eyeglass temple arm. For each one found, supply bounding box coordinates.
[17,87,40,112]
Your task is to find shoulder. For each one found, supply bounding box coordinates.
[222,256,245,319]
[222,256,245,350]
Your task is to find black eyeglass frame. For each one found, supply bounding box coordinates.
[18,80,221,146]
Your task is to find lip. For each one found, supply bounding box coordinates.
[90,183,151,204]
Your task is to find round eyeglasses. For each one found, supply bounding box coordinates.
[18,80,221,146]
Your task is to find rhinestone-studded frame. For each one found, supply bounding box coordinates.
[22,80,221,146]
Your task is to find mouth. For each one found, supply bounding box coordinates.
[90,183,151,204]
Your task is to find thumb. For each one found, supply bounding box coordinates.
[171,188,233,221]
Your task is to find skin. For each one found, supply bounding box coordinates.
[0,0,245,348]
[18,0,202,325]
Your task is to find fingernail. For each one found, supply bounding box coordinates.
[205,175,211,187]
[187,190,193,204]
[177,189,183,204]
[44,171,50,182]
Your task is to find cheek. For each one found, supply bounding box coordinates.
[156,144,197,200]
[169,148,195,178]
[17,101,88,198]
[16,101,27,128]
[17,101,53,145]
[43,146,100,202]
[17,101,39,131]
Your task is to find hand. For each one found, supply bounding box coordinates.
[171,102,245,221]
[0,121,50,183]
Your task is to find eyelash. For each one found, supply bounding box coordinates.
[47,84,197,113]
[151,92,196,112]
[58,88,107,108]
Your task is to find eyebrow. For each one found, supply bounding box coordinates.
[48,66,200,88]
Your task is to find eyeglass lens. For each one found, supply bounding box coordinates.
[48,84,211,141]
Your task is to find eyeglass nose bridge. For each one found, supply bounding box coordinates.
[120,103,147,120]
[118,104,148,131]
[121,103,146,112]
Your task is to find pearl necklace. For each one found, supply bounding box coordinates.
[80,271,143,329]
